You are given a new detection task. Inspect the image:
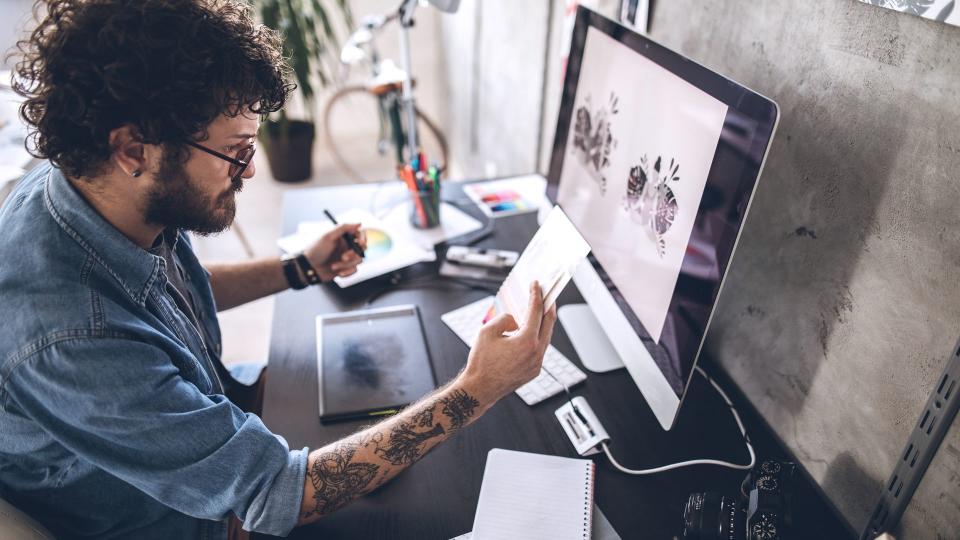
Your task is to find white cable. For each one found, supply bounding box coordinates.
[601,365,756,475]
[541,365,571,396]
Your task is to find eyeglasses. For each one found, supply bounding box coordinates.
[185,140,256,181]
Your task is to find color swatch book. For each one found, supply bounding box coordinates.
[464,174,551,218]
[471,449,596,540]
[486,206,590,324]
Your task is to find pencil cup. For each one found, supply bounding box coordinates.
[410,186,441,229]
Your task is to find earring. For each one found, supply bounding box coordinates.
[132,170,141,178]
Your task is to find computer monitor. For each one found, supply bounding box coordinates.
[546,7,779,430]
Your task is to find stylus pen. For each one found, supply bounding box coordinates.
[323,209,365,258]
[367,409,399,417]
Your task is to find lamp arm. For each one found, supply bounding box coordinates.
[398,0,418,26]
[397,0,419,163]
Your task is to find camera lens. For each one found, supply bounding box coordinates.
[749,511,779,540]
[760,460,781,475]
[683,493,714,539]
[756,475,779,493]
[683,492,744,540]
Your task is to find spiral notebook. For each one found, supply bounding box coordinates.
[472,449,596,540]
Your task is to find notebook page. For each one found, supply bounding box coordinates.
[472,449,595,540]
[449,505,622,540]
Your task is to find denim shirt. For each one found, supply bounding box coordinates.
[0,163,307,539]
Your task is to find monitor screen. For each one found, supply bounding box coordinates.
[547,7,778,428]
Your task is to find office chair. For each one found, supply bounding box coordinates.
[0,496,55,540]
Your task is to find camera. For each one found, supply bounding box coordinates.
[682,460,796,540]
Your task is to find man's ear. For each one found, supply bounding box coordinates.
[108,125,148,178]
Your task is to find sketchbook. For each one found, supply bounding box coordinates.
[471,449,595,540]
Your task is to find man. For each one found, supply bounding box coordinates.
[0,1,556,538]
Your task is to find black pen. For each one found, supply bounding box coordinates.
[323,209,365,258]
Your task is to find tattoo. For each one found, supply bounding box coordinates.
[305,441,379,518]
[439,389,480,430]
[412,406,435,427]
[371,389,480,465]
[375,414,446,466]
[365,431,384,448]
[303,389,481,517]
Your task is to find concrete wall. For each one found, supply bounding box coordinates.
[439,1,960,537]
[652,2,960,537]
[0,1,34,71]
[438,0,553,179]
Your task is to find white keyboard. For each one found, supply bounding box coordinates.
[441,296,587,405]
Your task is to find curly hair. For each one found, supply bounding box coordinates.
[12,0,295,179]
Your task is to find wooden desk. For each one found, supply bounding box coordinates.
[258,180,852,539]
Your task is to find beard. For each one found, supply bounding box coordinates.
[143,150,244,235]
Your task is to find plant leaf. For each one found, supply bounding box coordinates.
[335,0,354,30]
[250,0,352,121]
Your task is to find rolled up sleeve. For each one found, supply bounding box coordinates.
[3,337,307,536]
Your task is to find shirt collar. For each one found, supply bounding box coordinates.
[43,163,164,306]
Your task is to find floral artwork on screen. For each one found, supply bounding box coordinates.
[570,92,619,195]
[622,155,681,259]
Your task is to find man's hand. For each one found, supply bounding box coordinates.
[295,282,556,526]
[206,223,366,309]
[461,281,558,404]
[303,223,368,282]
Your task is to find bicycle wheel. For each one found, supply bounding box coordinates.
[323,85,449,183]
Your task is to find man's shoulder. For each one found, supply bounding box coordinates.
[0,166,87,332]
[0,163,83,274]
[0,172,162,385]
[1,162,48,208]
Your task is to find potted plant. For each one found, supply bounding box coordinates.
[251,0,354,182]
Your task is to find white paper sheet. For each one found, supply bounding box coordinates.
[492,206,590,323]
[381,201,483,250]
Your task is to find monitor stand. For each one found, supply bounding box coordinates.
[557,304,625,373]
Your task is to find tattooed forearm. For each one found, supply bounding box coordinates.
[439,389,480,430]
[375,419,445,466]
[299,386,485,524]
[412,406,434,427]
[373,390,479,466]
[373,467,393,489]
[305,441,380,518]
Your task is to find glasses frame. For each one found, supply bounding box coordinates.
[185,140,255,181]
